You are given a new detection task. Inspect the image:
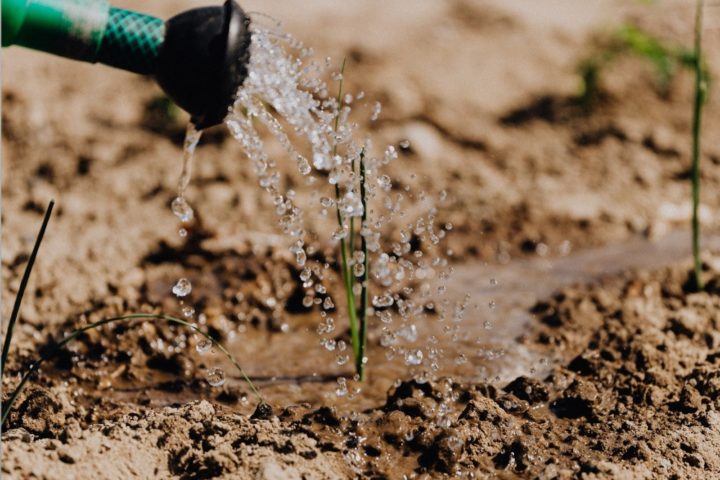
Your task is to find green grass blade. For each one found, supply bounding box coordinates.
[691,0,706,291]
[358,150,369,380]
[1,200,55,378]
[1,313,262,425]
[328,58,362,366]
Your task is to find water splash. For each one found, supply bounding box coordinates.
[220,25,459,384]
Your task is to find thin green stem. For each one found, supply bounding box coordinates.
[2,200,54,378]
[349,157,357,257]
[358,150,369,380]
[329,58,361,364]
[691,0,706,291]
[1,313,262,425]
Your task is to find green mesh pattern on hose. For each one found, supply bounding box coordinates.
[97,8,165,75]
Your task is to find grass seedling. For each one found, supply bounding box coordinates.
[1,201,262,426]
[1,313,262,425]
[330,60,370,380]
[691,0,707,290]
[579,24,695,107]
[1,200,55,378]
[358,150,369,379]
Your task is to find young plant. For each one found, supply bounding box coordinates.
[691,0,708,290]
[331,60,370,380]
[1,200,55,378]
[579,24,695,107]
[2,313,262,425]
[1,202,262,426]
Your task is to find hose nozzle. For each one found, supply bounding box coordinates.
[156,1,251,128]
[1,0,252,128]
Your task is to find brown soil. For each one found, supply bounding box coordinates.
[3,0,720,478]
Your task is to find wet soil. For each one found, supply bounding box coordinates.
[3,0,720,478]
[4,261,720,478]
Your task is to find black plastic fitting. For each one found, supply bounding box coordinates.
[156,0,251,129]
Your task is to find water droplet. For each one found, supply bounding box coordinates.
[380,332,396,347]
[340,191,363,217]
[328,168,342,185]
[336,354,349,365]
[323,297,335,310]
[377,175,392,191]
[377,310,392,324]
[205,368,225,387]
[182,305,195,318]
[296,250,307,266]
[178,228,188,237]
[172,278,192,297]
[353,263,365,277]
[399,139,410,149]
[370,102,382,121]
[372,295,394,308]
[332,226,348,241]
[196,339,212,354]
[405,349,423,366]
[384,145,397,163]
[335,378,348,397]
[490,278,498,286]
[397,324,418,342]
[171,196,194,223]
[297,158,312,175]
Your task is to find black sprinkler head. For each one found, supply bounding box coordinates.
[156,0,251,129]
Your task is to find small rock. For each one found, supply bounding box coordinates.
[677,386,703,413]
[503,376,549,404]
[251,403,274,420]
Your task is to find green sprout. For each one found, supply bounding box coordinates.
[579,24,695,107]
[691,0,708,290]
[1,201,55,378]
[1,201,262,426]
[331,60,370,380]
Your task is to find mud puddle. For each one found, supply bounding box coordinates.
[91,230,720,415]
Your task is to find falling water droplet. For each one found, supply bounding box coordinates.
[205,368,225,387]
[296,250,307,266]
[353,263,365,277]
[405,349,423,366]
[172,278,192,297]
[196,339,212,354]
[335,378,348,397]
[171,196,194,223]
[182,305,195,318]
[370,102,382,121]
[372,295,394,308]
[332,226,348,241]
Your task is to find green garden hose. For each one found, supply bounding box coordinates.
[2,0,164,74]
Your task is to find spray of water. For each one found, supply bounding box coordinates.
[171,22,469,394]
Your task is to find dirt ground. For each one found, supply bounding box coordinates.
[2,0,720,478]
